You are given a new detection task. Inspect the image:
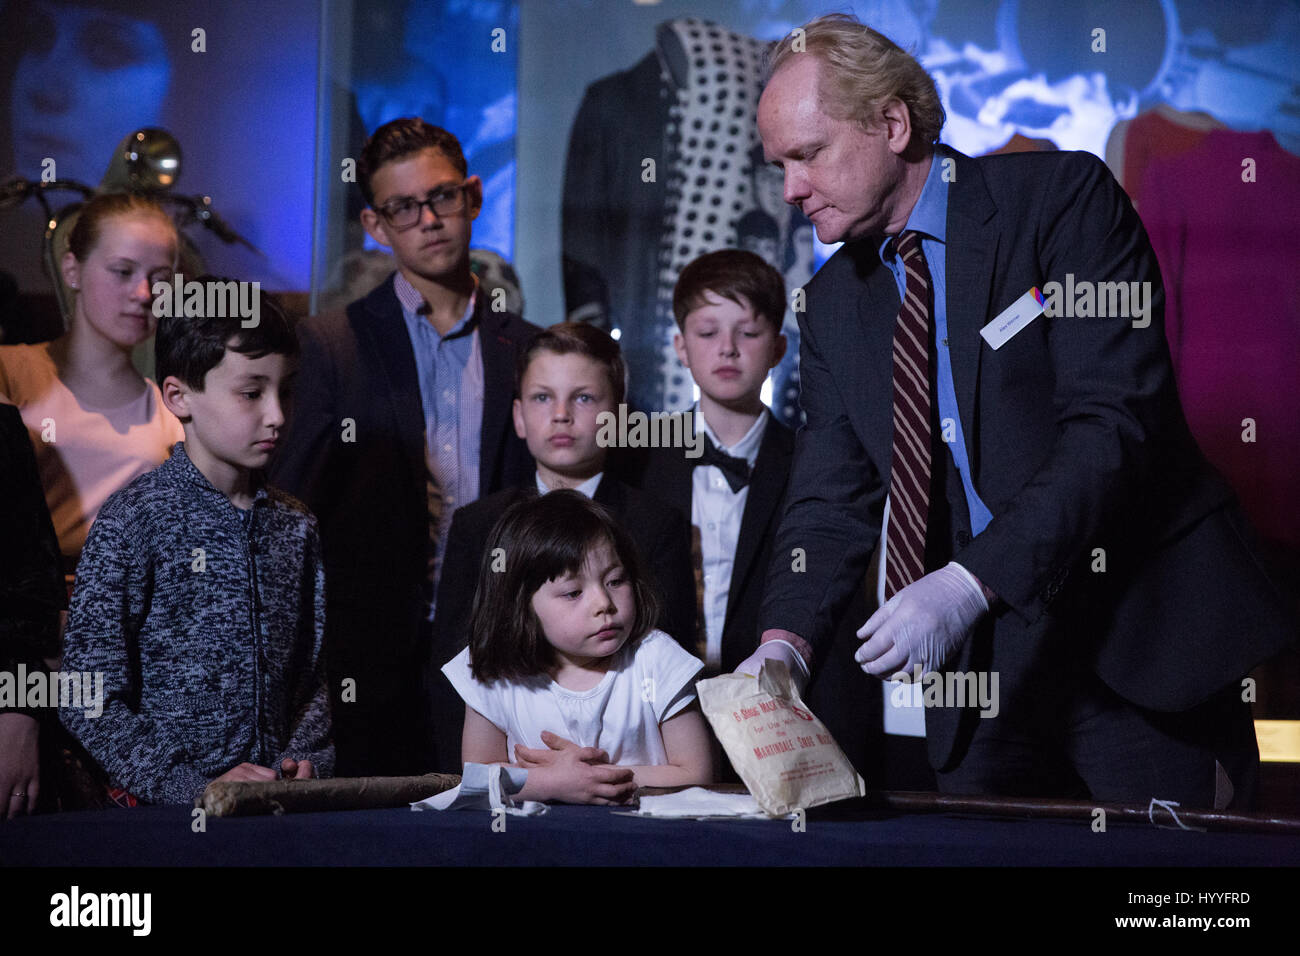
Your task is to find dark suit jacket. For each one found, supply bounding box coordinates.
[629,409,882,776]
[269,273,537,775]
[760,146,1295,772]
[426,475,696,770]
[1,402,66,700]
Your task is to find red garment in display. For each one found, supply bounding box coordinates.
[1139,129,1300,550]
[1109,106,1224,206]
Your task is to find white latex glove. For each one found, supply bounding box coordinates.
[735,639,811,695]
[855,562,989,677]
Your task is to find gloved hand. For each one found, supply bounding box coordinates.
[855,562,989,677]
[735,637,811,695]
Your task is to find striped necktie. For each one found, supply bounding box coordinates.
[884,230,934,601]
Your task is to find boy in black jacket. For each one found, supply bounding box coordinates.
[632,249,883,778]
[269,119,537,775]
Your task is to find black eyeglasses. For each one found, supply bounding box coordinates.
[375,184,469,229]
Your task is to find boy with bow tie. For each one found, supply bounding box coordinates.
[631,250,882,777]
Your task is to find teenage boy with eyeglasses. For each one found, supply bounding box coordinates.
[271,118,537,776]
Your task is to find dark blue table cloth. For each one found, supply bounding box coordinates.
[4,801,1299,866]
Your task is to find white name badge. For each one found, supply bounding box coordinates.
[980,286,1046,350]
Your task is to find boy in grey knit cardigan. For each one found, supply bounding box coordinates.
[60,284,333,804]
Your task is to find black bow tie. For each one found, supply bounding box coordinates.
[694,434,751,492]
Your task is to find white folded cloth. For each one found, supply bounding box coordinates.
[410,763,548,815]
[629,787,778,819]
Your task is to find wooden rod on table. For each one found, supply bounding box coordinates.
[858,790,1300,835]
[197,773,462,817]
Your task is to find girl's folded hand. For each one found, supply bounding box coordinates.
[514,730,610,768]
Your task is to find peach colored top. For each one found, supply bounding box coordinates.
[0,343,184,569]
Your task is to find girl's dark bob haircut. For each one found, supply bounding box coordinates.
[467,489,660,683]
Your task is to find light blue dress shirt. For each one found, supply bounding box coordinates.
[395,272,484,618]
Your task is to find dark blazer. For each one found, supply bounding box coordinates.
[0,402,66,706]
[269,273,537,775]
[426,475,696,770]
[760,146,1295,772]
[631,410,882,777]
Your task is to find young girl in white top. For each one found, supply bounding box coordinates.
[443,490,714,804]
[0,193,184,571]
[0,193,182,814]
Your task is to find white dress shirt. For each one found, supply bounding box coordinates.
[535,471,603,499]
[875,497,927,737]
[692,408,768,670]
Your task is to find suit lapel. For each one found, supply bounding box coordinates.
[478,298,520,498]
[943,148,998,477]
[507,483,537,508]
[845,240,905,462]
[594,476,650,554]
[724,411,794,627]
[593,474,623,511]
[356,276,425,471]
[657,444,695,515]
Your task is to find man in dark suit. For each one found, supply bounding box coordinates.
[427,322,694,770]
[270,119,536,776]
[750,14,1295,808]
